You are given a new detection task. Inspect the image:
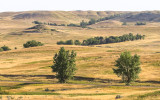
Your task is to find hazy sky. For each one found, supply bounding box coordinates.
[0,0,160,12]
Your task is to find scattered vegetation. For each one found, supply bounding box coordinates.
[23,40,44,48]
[32,14,120,29]
[57,33,145,45]
[113,51,141,85]
[57,40,81,45]
[122,22,127,25]
[27,24,57,32]
[137,91,160,99]
[32,21,43,24]
[51,47,77,83]
[135,22,146,25]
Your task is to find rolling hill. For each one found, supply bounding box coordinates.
[0,10,160,100]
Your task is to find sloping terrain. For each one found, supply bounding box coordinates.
[0,11,159,100]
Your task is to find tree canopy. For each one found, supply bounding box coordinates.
[23,40,44,48]
[51,47,77,83]
[113,51,141,85]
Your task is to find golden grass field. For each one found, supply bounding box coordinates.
[0,11,160,100]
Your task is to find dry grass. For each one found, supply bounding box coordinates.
[0,12,159,99]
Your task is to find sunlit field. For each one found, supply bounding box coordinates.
[0,11,159,100]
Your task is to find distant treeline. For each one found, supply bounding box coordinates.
[79,14,120,28]
[32,14,121,28]
[57,33,145,45]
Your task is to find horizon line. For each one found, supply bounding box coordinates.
[0,10,160,13]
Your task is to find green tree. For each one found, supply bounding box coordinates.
[51,47,77,83]
[88,19,96,25]
[113,51,141,85]
[80,20,88,28]
[74,40,81,45]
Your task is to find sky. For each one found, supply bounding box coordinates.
[0,0,160,12]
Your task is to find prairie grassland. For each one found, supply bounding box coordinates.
[0,19,159,100]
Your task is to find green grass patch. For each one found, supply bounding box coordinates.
[103,70,114,74]
[67,80,99,85]
[77,56,102,61]
[12,92,60,95]
[40,66,51,69]
[151,61,160,67]
[107,86,130,89]
[0,83,31,91]
[67,93,118,97]
[137,90,160,99]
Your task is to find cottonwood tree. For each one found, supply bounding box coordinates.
[113,51,141,85]
[51,47,77,83]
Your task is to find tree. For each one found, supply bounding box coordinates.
[74,40,81,45]
[80,20,88,28]
[51,47,77,83]
[113,51,141,85]
[88,19,96,25]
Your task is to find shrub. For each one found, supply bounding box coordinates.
[135,22,146,25]
[65,40,74,45]
[32,21,42,24]
[67,23,79,27]
[51,29,56,31]
[0,48,3,52]
[1,45,11,51]
[57,41,65,45]
[74,40,81,45]
[23,40,44,48]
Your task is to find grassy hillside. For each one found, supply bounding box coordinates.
[0,10,159,100]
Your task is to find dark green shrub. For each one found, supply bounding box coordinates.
[51,29,56,31]
[65,40,74,45]
[23,40,44,48]
[57,41,65,45]
[32,21,42,24]
[74,40,81,45]
[60,24,65,26]
[1,45,11,51]
[67,23,79,27]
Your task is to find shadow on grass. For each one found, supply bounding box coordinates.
[0,74,159,85]
[0,74,120,84]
